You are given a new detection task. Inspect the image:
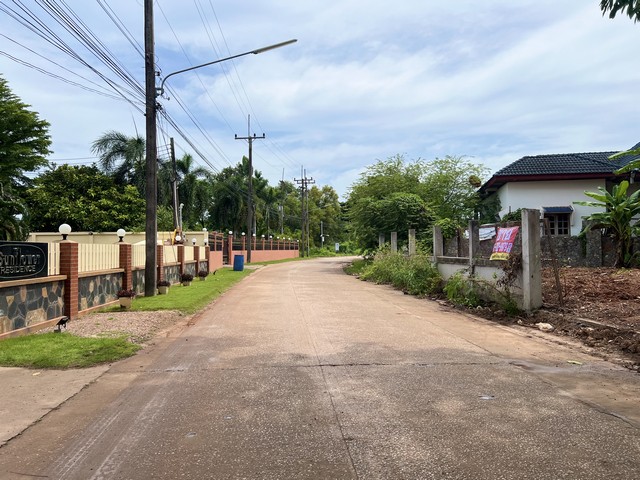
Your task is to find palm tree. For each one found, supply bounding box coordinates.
[175,154,211,229]
[91,131,145,193]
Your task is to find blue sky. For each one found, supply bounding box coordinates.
[2,1,640,199]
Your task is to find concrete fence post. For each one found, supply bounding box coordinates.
[433,225,443,261]
[468,220,479,270]
[390,232,398,253]
[378,233,385,248]
[408,229,416,256]
[521,209,542,312]
[59,240,79,320]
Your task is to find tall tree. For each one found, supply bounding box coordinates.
[25,165,145,232]
[600,0,640,22]
[0,76,51,240]
[91,130,146,194]
[174,154,212,229]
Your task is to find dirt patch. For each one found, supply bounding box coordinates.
[55,310,187,345]
[465,267,640,371]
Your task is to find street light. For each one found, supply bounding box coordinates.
[144,37,297,297]
[157,39,297,97]
[117,228,126,242]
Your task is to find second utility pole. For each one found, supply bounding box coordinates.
[235,115,265,263]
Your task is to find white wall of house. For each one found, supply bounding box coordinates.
[497,179,604,236]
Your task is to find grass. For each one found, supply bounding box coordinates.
[0,267,254,369]
[105,267,253,315]
[0,333,140,369]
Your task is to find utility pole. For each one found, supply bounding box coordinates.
[170,137,179,234]
[294,169,314,257]
[321,220,324,249]
[144,0,158,297]
[235,115,264,263]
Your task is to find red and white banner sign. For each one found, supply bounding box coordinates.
[490,227,519,260]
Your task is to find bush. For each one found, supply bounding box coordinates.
[443,272,482,307]
[116,289,136,298]
[180,273,194,282]
[359,250,442,296]
[157,280,171,287]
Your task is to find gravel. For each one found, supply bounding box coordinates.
[61,310,186,345]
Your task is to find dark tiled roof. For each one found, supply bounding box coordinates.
[493,151,631,176]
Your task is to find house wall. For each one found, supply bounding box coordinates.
[498,179,604,236]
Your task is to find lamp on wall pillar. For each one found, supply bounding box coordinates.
[58,223,72,240]
[191,238,197,246]
[117,228,126,242]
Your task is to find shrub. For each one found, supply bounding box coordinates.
[359,250,442,296]
[197,270,209,278]
[157,280,171,287]
[443,272,482,307]
[116,289,136,298]
[180,273,194,282]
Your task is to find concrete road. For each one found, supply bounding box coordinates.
[1,258,638,479]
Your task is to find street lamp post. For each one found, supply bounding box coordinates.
[143,18,297,296]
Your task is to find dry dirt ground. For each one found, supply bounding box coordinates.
[466,267,640,372]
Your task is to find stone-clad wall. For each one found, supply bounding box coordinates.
[78,272,122,312]
[163,265,180,285]
[0,280,64,334]
[132,268,145,294]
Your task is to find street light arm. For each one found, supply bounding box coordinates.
[157,38,297,96]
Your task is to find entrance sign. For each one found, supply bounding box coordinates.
[490,227,519,261]
[0,242,49,280]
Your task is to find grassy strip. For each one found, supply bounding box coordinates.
[127,267,253,314]
[0,333,140,369]
[0,268,253,369]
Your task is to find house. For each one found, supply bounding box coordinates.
[479,143,640,236]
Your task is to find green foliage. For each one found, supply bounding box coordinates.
[0,333,140,369]
[359,250,442,296]
[347,154,487,250]
[25,164,145,232]
[344,258,371,276]
[600,0,640,22]
[0,76,51,240]
[443,272,483,307]
[500,208,523,223]
[91,130,146,194]
[575,180,640,267]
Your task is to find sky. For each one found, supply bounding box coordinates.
[2,1,640,200]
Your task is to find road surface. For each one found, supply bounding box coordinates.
[1,257,639,479]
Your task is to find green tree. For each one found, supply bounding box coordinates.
[574,180,640,267]
[600,0,640,22]
[307,185,344,248]
[25,165,145,232]
[348,154,486,249]
[0,76,52,239]
[174,154,212,229]
[91,131,146,194]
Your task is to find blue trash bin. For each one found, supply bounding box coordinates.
[233,254,245,271]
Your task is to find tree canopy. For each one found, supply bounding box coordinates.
[0,76,52,240]
[600,0,640,22]
[347,154,487,249]
[25,165,145,232]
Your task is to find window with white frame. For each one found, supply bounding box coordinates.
[542,206,573,235]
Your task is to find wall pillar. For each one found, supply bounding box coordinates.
[204,245,211,272]
[156,244,164,285]
[378,233,385,248]
[194,245,201,273]
[390,232,398,253]
[433,225,443,261]
[408,229,416,256]
[468,220,479,270]
[178,244,185,275]
[227,234,233,265]
[59,240,78,320]
[119,242,133,291]
[521,209,542,312]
